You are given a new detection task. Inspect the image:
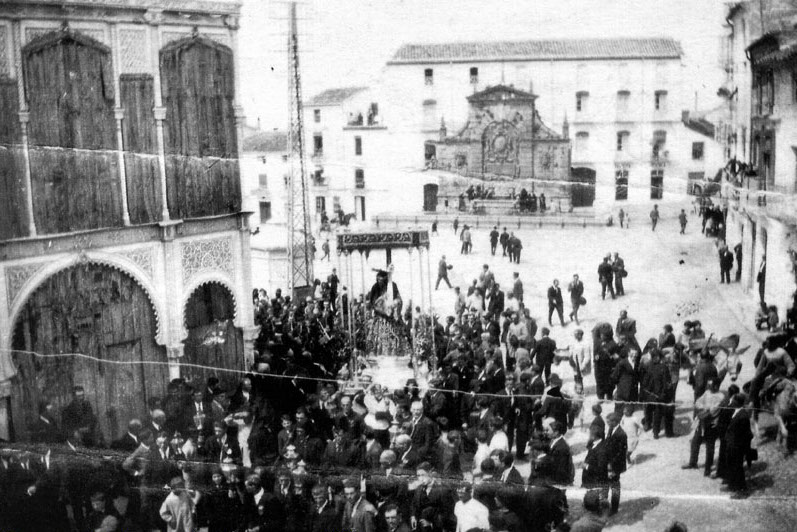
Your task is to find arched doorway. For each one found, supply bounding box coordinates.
[182,282,244,392]
[10,263,167,443]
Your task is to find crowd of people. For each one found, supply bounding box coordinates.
[3,227,794,532]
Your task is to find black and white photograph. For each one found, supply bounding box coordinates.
[0,0,796,530]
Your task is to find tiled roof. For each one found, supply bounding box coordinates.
[305,86,368,106]
[749,30,797,66]
[389,38,682,64]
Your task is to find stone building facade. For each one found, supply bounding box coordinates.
[0,0,256,441]
[427,85,570,184]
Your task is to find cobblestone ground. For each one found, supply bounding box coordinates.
[302,201,797,531]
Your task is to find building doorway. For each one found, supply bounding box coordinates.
[615,169,629,200]
[182,282,243,392]
[423,183,439,212]
[650,169,664,199]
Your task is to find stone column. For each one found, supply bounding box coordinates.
[242,326,260,368]
[110,23,131,225]
[145,10,171,222]
[225,15,246,209]
[12,21,36,236]
[166,345,183,381]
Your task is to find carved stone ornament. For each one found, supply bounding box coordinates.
[181,238,234,283]
[119,248,154,279]
[336,230,430,253]
[483,120,519,163]
[5,262,47,310]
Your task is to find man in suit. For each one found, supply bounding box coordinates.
[500,452,525,485]
[605,413,628,515]
[534,328,557,384]
[567,274,585,325]
[492,375,519,453]
[499,227,510,256]
[203,421,242,465]
[363,429,384,470]
[61,386,99,447]
[547,279,566,327]
[641,349,669,438]
[597,256,615,300]
[723,394,752,494]
[394,434,421,474]
[479,264,495,292]
[342,477,377,532]
[410,464,456,532]
[111,419,143,452]
[512,272,524,303]
[186,390,214,437]
[612,252,626,296]
[488,284,505,317]
[489,226,500,255]
[409,401,437,461]
[30,400,61,445]
[309,483,339,532]
[581,424,609,492]
[383,503,411,532]
[532,420,574,486]
[436,255,452,290]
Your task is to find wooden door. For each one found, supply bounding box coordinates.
[10,264,167,443]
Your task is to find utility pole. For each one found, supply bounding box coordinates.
[286,1,314,299]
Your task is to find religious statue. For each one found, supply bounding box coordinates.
[366,265,407,356]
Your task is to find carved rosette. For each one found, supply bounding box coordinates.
[5,262,46,310]
[181,238,234,284]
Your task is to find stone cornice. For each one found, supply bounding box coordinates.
[1,0,241,18]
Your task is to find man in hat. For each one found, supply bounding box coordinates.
[436,255,452,290]
[547,279,566,327]
[568,274,585,325]
[612,252,626,296]
[489,226,500,255]
[569,490,608,532]
[500,227,510,256]
[538,374,569,431]
[460,225,472,255]
[512,272,524,304]
[605,413,627,515]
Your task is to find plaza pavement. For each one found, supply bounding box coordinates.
[287,202,797,531]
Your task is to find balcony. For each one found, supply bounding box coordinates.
[650,151,669,167]
[724,181,797,224]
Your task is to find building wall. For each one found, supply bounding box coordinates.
[378,56,725,206]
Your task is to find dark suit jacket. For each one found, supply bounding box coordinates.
[611,358,638,401]
[605,426,628,476]
[203,434,242,465]
[492,388,518,424]
[581,439,609,488]
[309,503,340,532]
[502,466,525,485]
[410,416,437,460]
[547,286,564,308]
[110,433,140,453]
[410,484,456,531]
[30,417,61,445]
[535,337,557,367]
[534,437,574,485]
[488,291,505,315]
[725,410,753,453]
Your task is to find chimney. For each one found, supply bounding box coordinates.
[439,117,447,141]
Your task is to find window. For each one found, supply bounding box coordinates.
[258,173,268,188]
[333,196,341,212]
[652,130,667,158]
[654,90,668,111]
[575,131,589,154]
[755,70,774,115]
[313,134,323,156]
[424,68,434,85]
[354,136,362,156]
[615,169,629,200]
[616,131,629,152]
[470,67,479,84]
[355,168,365,188]
[576,91,589,113]
[259,201,272,223]
[616,91,630,115]
[315,196,326,213]
[650,169,664,199]
[692,142,705,160]
[313,109,321,123]
[422,99,437,131]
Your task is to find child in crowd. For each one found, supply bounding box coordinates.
[620,405,643,465]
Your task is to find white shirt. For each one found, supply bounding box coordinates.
[472,443,491,475]
[454,498,490,532]
[569,339,593,373]
[489,430,509,453]
[254,488,265,505]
